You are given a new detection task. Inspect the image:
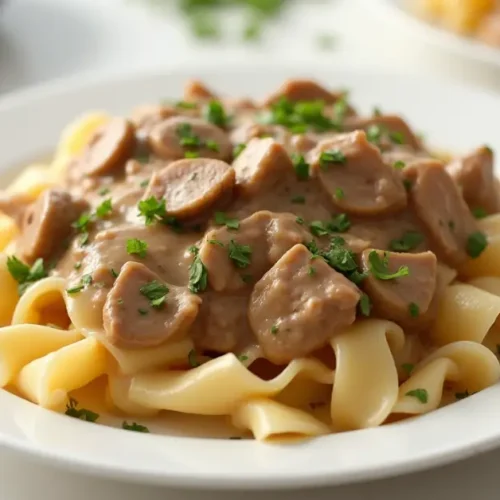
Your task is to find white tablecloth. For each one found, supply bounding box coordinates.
[1,0,500,498]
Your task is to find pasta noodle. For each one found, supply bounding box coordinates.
[1,79,499,442]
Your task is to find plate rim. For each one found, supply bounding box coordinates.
[1,64,500,489]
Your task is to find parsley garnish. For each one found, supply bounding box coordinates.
[95,198,113,218]
[466,231,488,258]
[205,140,219,152]
[98,187,110,196]
[175,100,197,109]
[291,154,310,180]
[139,179,149,188]
[140,280,169,309]
[67,274,93,294]
[389,231,424,252]
[233,143,246,158]
[368,251,410,280]
[122,421,149,433]
[319,149,346,168]
[405,388,428,403]
[228,240,252,268]
[184,151,199,158]
[472,207,487,219]
[308,265,316,277]
[204,100,228,128]
[189,254,208,293]
[389,131,405,144]
[335,187,344,200]
[403,179,413,191]
[309,221,329,237]
[137,197,167,225]
[208,239,224,247]
[329,213,351,232]
[359,293,371,316]
[238,354,249,362]
[65,398,99,422]
[74,262,82,270]
[296,216,304,225]
[402,363,414,375]
[271,324,279,335]
[408,302,420,317]
[126,238,148,258]
[366,124,382,144]
[176,123,202,148]
[291,195,306,204]
[188,349,200,367]
[214,212,240,230]
[110,268,119,278]
[7,256,47,296]
[393,160,406,169]
[138,308,148,316]
[72,212,92,233]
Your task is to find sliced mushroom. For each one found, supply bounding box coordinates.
[103,261,201,348]
[18,189,88,262]
[81,117,136,176]
[309,131,407,216]
[232,138,294,197]
[263,79,345,106]
[149,116,232,161]
[183,80,218,102]
[360,249,438,329]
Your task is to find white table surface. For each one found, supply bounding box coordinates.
[2,0,500,498]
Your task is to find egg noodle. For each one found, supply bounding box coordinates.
[1,83,500,441]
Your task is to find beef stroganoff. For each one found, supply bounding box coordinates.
[1,78,500,441]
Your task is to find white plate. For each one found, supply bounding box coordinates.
[2,65,500,490]
[376,0,500,67]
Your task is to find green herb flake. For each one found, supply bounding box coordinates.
[65,398,99,422]
[295,216,305,225]
[335,187,345,200]
[405,388,428,404]
[126,238,148,258]
[403,179,413,191]
[402,363,414,376]
[204,100,228,128]
[138,308,149,316]
[176,123,202,148]
[189,255,208,293]
[208,239,224,247]
[175,100,197,110]
[72,212,92,233]
[184,151,200,158]
[140,280,169,309]
[238,354,249,362]
[122,421,150,433]
[137,196,167,226]
[389,131,405,145]
[291,154,310,181]
[188,349,200,368]
[66,274,93,295]
[389,231,424,252]
[308,265,316,277]
[110,268,119,278]
[466,231,488,258]
[271,324,279,335]
[74,262,82,271]
[98,187,110,196]
[393,160,406,169]
[319,149,346,168]
[233,143,246,158]
[205,140,220,152]
[95,198,113,218]
[228,240,252,268]
[7,256,48,295]
[368,251,410,280]
[291,195,306,204]
[408,302,420,317]
[472,207,488,219]
[328,213,351,233]
[359,293,372,317]
[214,212,240,230]
[309,220,329,237]
[366,124,382,144]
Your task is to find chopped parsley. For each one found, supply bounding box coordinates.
[214,212,240,230]
[402,363,414,375]
[208,238,224,247]
[176,123,202,148]
[233,143,246,158]
[405,388,428,404]
[408,302,420,317]
[319,149,346,168]
[140,179,150,188]
[66,274,93,294]
[238,354,249,362]
[359,293,371,317]
[466,231,488,258]
[204,100,228,128]
[74,262,82,271]
[122,421,150,433]
[6,256,47,296]
[308,265,316,277]
[309,220,329,237]
[228,240,252,268]
[98,187,110,196]
[95,198,113,218]
[329,213,351,232]
[291,154,310,180]
[291,195,306,204]
[389,231,424,252]
[188,349,200,367]
[111,268,119,278]
[140,280,169,309]
[366,124,382,144]
[184,151,200,158]
[65,398,99,422]
[205,140,220,152]
[472,207,488,219]
[137,196,167,225]
[271,324,279,335]
[389,131,405,144]
[138,308,149,316]
[72,212,92,233]
[126,238,148,258]
[334,187,345,200]
[393,160,406,169]
[368,251,410,280]
[295,216,304,225]
[175,100,197,109]
[189,254,208,293]
[403,179,413,191]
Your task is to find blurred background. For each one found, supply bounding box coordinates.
[2,0,500,96]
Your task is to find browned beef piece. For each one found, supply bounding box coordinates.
[248,244,360,365]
